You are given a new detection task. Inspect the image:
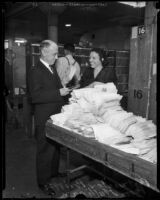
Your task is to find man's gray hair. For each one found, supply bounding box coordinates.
[40,40,57,51]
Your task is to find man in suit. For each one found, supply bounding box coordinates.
[28,40,70,195]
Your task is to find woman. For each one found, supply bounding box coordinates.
[80,48,117,88]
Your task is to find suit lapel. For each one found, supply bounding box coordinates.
[38,61,63,88]
[38,61,54,76]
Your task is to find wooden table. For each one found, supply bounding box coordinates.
[45,120,159,194]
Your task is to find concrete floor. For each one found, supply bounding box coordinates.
[2,120,87,198]
[3,124,51,198]
[2,111,90,198]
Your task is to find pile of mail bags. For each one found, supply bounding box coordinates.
[50,82,157,163]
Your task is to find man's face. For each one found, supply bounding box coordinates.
[43,45,58,65]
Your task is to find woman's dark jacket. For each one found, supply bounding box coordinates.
[80,66,117,88]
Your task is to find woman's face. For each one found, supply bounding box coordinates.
[89,51,102,68]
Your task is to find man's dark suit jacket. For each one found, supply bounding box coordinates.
[28,60,64,126]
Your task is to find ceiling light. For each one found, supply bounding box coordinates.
[65,24,71,27]
[119,2,146,8]
[15,40,26,43]
[14,38,27,43]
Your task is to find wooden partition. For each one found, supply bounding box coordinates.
[128,2,157,124]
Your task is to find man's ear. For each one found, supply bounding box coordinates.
[41,48,47,56]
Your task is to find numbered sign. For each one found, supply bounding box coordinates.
[133,89,143,99]
[138,26,146,36]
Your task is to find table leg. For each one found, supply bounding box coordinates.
[66,148,71,197]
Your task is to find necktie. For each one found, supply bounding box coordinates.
[49,65,54,73]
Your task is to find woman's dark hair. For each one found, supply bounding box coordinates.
[90,48,108,66]
[64,43,75,53]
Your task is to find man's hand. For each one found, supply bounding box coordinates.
[59,87,71,96]
[70,83,80,90]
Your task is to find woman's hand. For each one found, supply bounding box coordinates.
[93,81,104,86]
[85,82,94,88]
[73,83,80,89]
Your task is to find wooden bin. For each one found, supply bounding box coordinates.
[46,122,159,193]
